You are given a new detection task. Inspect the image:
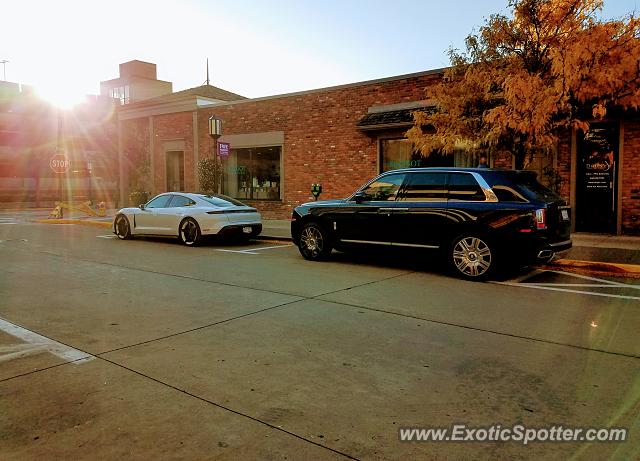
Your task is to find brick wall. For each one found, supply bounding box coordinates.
[122,117,149,191]
[622,120,640,234]
[195,73,441,217]
[151,112,195,192]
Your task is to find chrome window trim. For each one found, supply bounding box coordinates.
[340,239,392,246]
[340,239,439,249]
[448,172,499,203]
[346,169,499,203]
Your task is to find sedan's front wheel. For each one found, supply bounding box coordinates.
[179,218,202,246]
[298,222,332,261]
[450,235,494,280]
[114,214,132,240]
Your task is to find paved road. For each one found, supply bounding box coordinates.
[1,221,638,460]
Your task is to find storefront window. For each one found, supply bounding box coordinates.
[380,138,453,172]
[222,146,281,200]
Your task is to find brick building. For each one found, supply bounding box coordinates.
[115,64,639,235]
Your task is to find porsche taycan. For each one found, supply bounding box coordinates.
[113,192,262,245]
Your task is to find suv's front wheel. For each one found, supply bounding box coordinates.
[298,222,332,261]
[450,235,495,280]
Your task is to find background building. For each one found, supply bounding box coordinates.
[114,61,640,235]
[0,81,117,206]
[100,60,172,106]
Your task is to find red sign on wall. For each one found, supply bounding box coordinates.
[218,142,230,157]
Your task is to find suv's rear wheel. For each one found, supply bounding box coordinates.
[450,235,494,280]
[298,222,332,260]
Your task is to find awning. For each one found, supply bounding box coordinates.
[356,102,435,131]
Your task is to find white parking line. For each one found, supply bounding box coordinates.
[247,244,293,251]
[96,234,117,239]
[525,283,640,289]
[493,269,640,300]
[545,270,637,288]
[216,243,293,255]
[0,343,47,363]
[492,282,640,300]
[0,318,94,364]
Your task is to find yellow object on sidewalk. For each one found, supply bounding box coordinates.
[48,201,106,219]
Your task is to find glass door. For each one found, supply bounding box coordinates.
[575,122,619,233]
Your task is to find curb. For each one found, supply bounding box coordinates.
[34,219,112,229]
[549,259,640,276]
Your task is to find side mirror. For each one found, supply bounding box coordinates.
[353,191,368,203]
[139,204,146,210]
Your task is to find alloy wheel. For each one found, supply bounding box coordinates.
[300,225,324,259]
[180,219,199,245]
[114,215,130,239]
[452,236,492,277]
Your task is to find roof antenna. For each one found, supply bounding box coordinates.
[205,58,210,86]
[0,60,8,81]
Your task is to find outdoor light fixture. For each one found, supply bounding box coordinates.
[208,116,222,139]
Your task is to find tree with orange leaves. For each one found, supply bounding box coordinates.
[407,0,640,169]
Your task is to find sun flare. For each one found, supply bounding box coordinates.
[36,82,87,110]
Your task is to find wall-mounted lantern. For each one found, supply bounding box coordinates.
[208,116,222,139]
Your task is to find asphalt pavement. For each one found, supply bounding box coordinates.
[0,221,639,460]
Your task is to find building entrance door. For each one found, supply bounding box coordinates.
[166,151,184,192]
[575,122,619,234]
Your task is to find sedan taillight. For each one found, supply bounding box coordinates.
[534,209,547,230]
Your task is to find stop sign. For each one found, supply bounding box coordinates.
[50,154,70,174]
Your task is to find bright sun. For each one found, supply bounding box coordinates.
[36,81,88,110]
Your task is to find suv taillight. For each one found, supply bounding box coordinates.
[534,209,547,230]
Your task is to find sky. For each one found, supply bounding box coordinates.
[1,0,637,106]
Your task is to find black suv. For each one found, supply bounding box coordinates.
[291,168,572,280]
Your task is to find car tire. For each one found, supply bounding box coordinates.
[114,214,132,240]
[449,234,495,281]
[179,218,202,246]
[298,222,332,261]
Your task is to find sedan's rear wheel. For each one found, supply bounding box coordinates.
[114,214,132,240]
[179,218,201,246]
[450,235,494,280]
[298,222,332,261]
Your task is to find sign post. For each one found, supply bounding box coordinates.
[49,153,70,217]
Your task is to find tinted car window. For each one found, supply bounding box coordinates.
[168,195,195,207]
[492,185,528,202]
[399,172,447,202]
[448,173,486,201]
[199,194,246,207]
[146,195,172,208]
[360,173,406,201]
[513,174,562,202]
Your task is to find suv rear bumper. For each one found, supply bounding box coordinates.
[535,238,572,261]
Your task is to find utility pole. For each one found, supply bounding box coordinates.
[0,60,8,81]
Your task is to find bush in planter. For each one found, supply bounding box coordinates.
[130,191,150,206]
[198,157,223,194]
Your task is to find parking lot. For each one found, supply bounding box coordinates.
[1,221,639,460]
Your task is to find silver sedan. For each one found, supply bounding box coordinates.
[113,192,262,246]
